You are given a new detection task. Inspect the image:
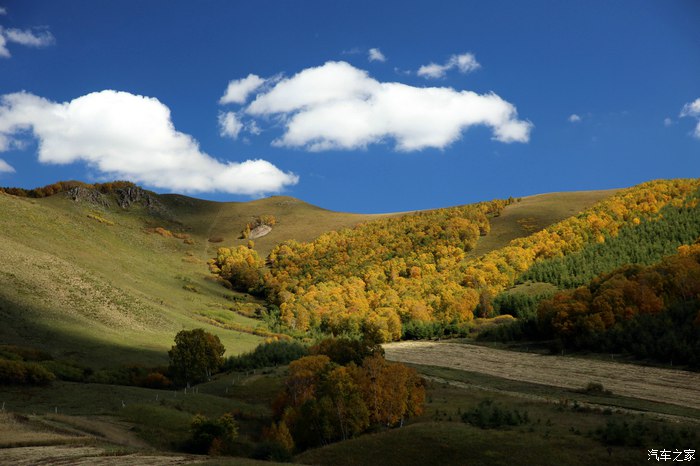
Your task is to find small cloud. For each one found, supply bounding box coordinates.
[664,117,673,127]
[417,53,480,79]
[247,120,261,136]
[568,114,582,123]
[368,48,386,62]
[679,98,700,139]
[0,12,56,59]
[0,158,15,173]
[4,27,54,47]
[417,62,448,79]
[219,74,266,105]
[218,111,243,139]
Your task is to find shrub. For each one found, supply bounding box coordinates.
[461,399,530,429]
[189,413,238,455]
[225,340,308,371]
[0,360,55,385]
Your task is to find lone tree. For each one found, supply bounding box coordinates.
[168,329,225,386]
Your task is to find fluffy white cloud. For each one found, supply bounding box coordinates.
[664,117,673,127]
[568,114,581,123]
[680,98,700,139]
[368,48,386,62]
[417,53,481,79]
[242,61,530,151]
[0,7,6,15]
[0,91,298,195]
[0,158,14,173]
[220,74,266,105]
[218,111,243,139]
[0,25,55,58]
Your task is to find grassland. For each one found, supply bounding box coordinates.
[469,189,618,258]
[294,374,689,466]
[0,190,382,369]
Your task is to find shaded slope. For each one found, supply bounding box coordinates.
[0,192,262,368]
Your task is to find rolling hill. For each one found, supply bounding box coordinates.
[4,179,694,370]
[0,186,383,368]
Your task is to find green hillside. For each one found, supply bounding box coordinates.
[0,187,380,369]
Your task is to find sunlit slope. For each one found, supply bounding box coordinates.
[160,194,387,258]
[469,189,619,258]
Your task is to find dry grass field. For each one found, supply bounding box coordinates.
[384,341,700,412]
[469,189,619,258]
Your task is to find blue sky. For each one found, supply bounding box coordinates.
[0,0,698,213]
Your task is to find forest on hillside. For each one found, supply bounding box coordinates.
[211,179,700,346]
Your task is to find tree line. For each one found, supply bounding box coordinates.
[535,242,700,366]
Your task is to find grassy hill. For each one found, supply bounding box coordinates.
[468,189,619,258]
[0,181,650,368]
[0,188,382,368]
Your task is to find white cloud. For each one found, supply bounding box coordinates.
[0,7,6,15]
[0,159,14,173]
[0,90,298,195]
[243,61,531,151]
[4,27,54,47]
[219,74,266,105]
[368,48,386,62]
[664,117,673,127]
[680,98,700,139]
[0,33,8,58]
[417,53,481,79]
[218,111,243,139]
[0,24,55,58]
[568,114,581,123]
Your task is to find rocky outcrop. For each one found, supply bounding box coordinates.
[66,187,111,208]
[66,185,173,219]
[249,224,272,239]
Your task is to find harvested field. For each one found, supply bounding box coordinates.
[384,341,700,410]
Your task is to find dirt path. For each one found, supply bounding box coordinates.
[384,341,700,410]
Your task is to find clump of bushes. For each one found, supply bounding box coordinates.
[225,340,308,371]
[461,399,530,429]
[0,359,55,386]
[188,413,238,455]
[594,418,697,447]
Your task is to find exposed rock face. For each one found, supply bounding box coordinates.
[116,186,155,208]
[249,224,272,239]
[66,187,111,208]
[66,185,172,218]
